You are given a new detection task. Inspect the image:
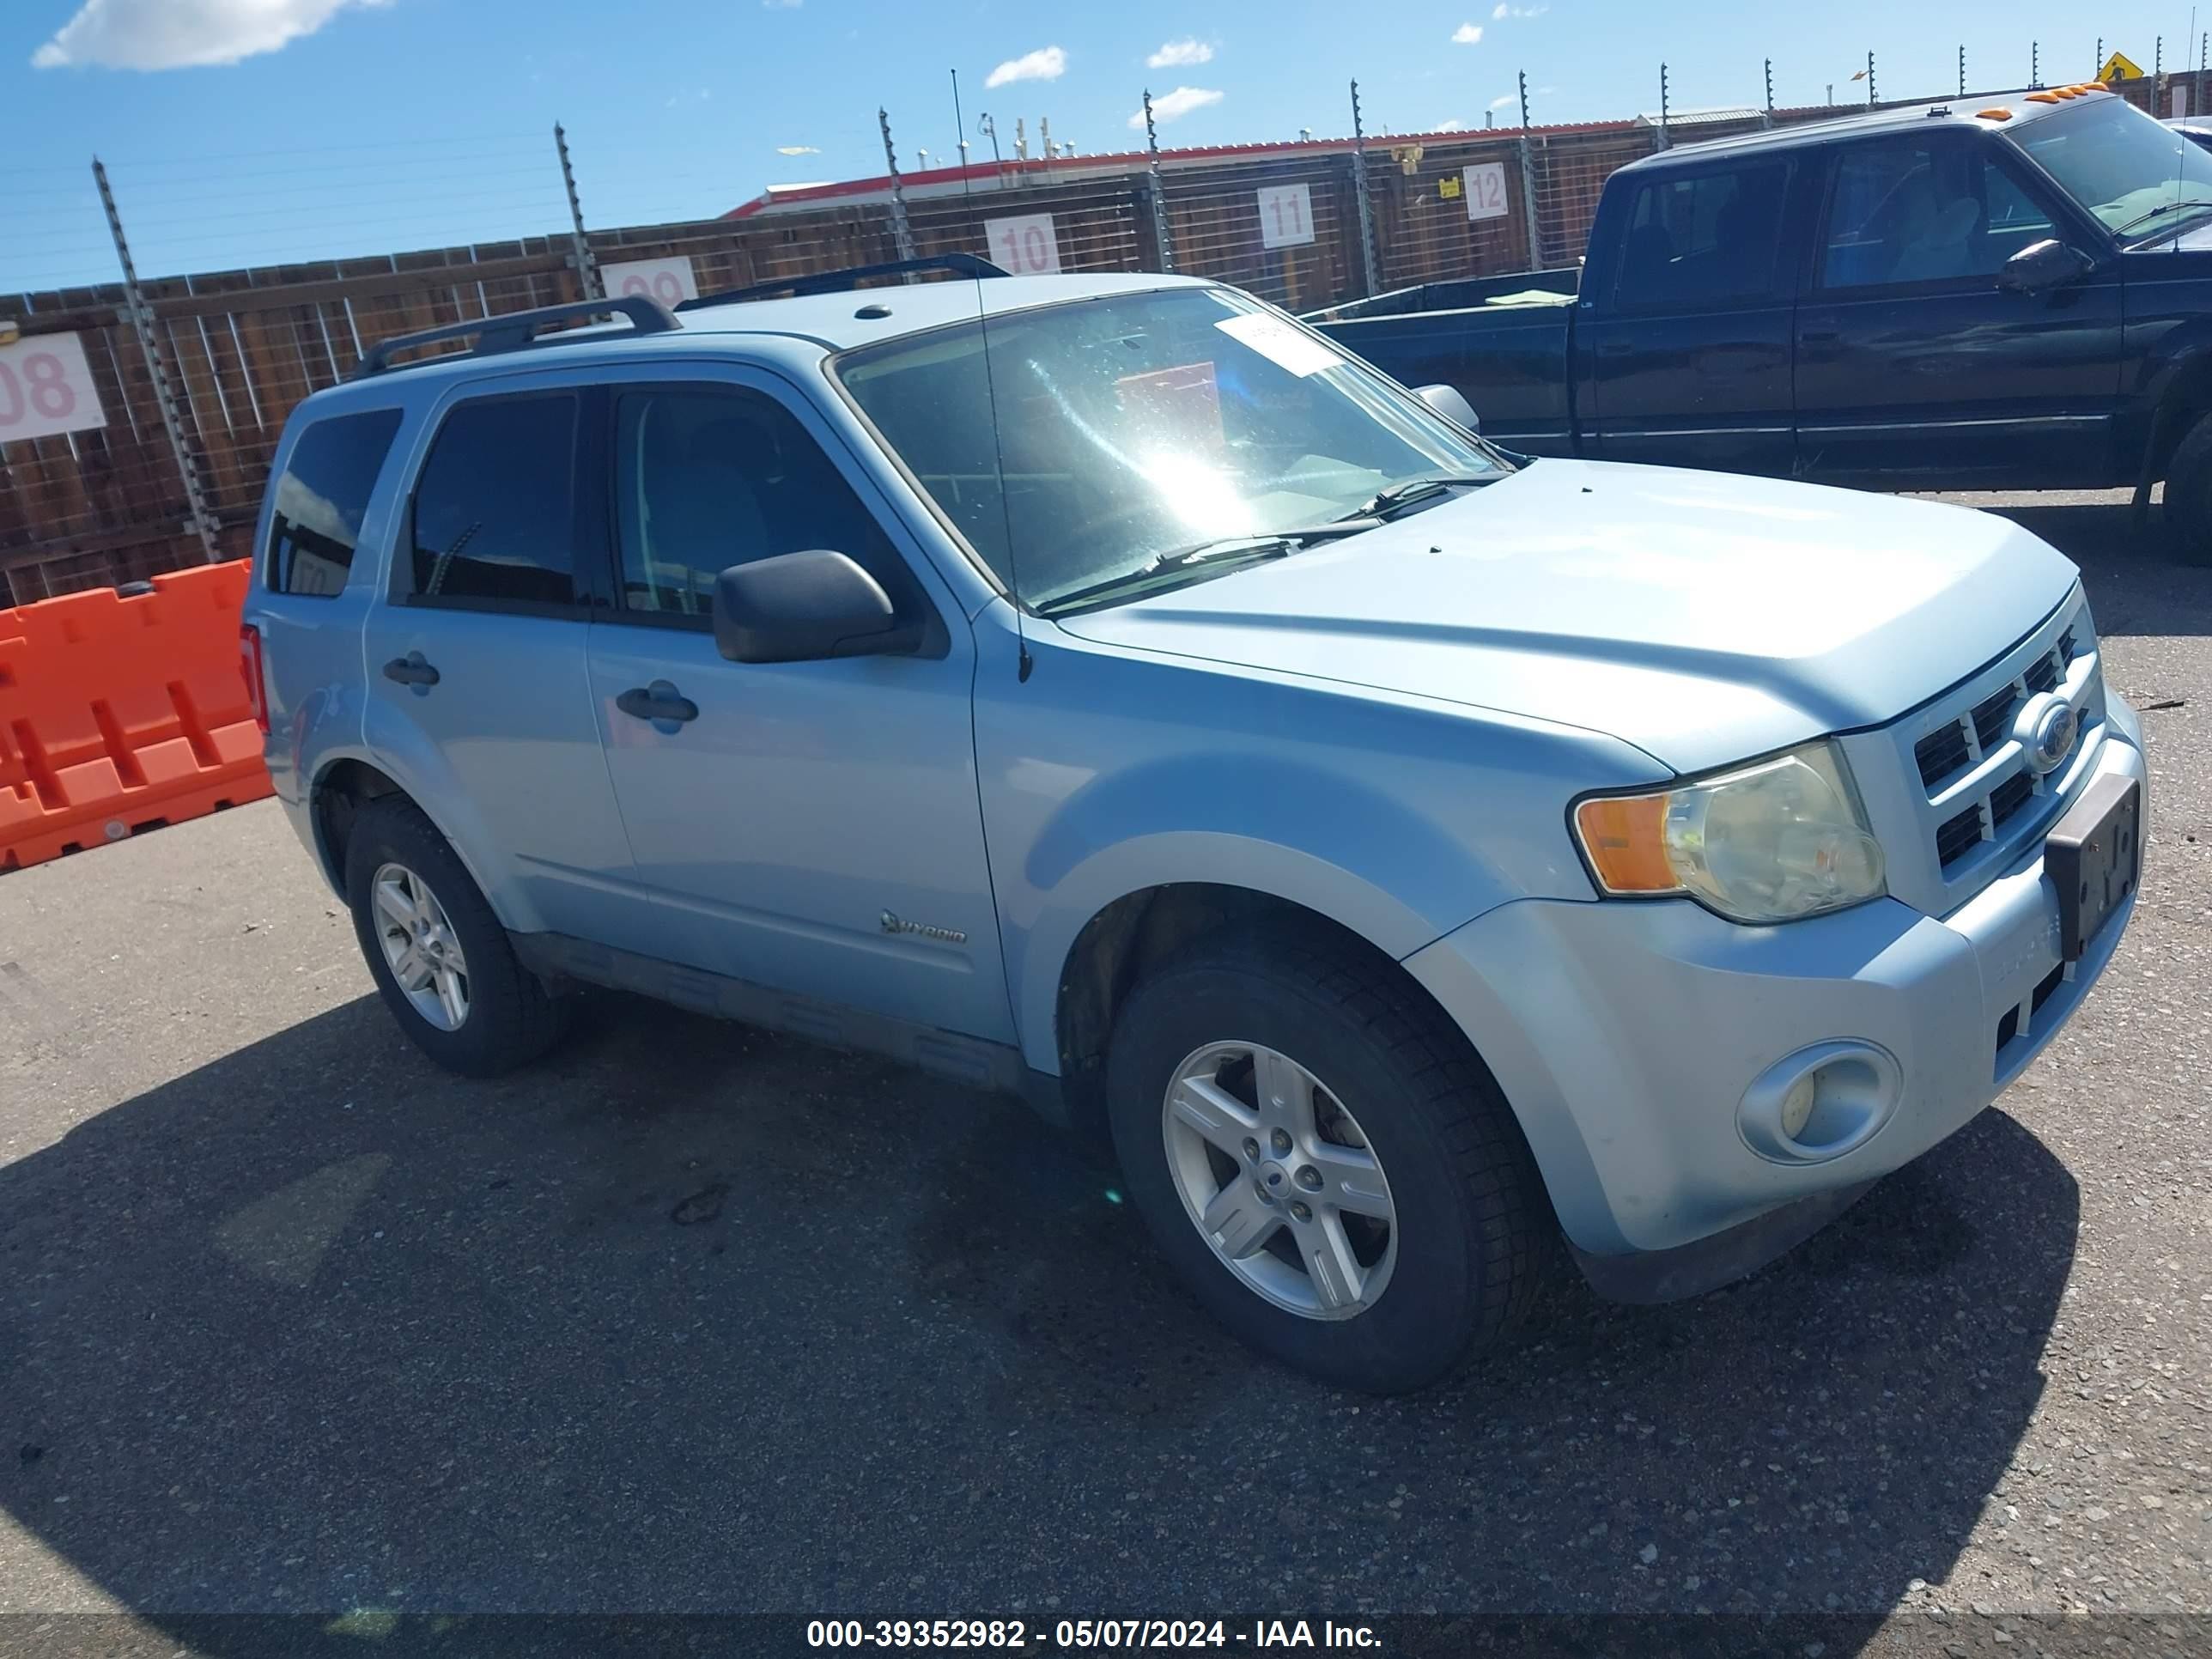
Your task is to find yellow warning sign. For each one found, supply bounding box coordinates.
[2100,51,2144,82]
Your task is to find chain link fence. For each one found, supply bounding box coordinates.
[5,62,2204,600]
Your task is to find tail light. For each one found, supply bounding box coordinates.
[239,622,270,736]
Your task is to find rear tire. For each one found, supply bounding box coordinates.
[343,797,568,1077]
[2163,412,2212,567]
[1104,927,1550,1393]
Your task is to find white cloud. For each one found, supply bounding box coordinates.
[986,45,1066,88]
[1147,38,1213,68]
[1491,3,1547,14]
[1433,118,1468,131]
[1128,85,1224,129]
[32,0,390,70]
[1451,22,1483,44]
[775,144,820,155]
[1488,93,1516,109]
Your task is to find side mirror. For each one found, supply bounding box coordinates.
[1414,383,1480,434]
[713,550,915,665]
[1997,238,2094,295]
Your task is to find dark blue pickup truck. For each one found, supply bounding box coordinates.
[1309,86,2212,562]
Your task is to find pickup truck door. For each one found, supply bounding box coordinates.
[1577,155,1800,477]
[576,368,1013,1044]
[1791,131,2124,488]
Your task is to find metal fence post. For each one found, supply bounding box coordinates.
[92,157,218,563]
[1142,90,1176,273]
[1960,46,1966,98]
[1762,58,1774,128]
[1348,81,1380,298]
[879,109,918,267]
[553,123,604,301]
[2031,41,2041,89]
[1518,70,1542,270]
[1867,52,1877,106]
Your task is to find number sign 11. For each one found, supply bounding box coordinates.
[1257,184,1316,250]
[1462,163,1510,223]
[0,331,106,444]
[985,213,1062,275]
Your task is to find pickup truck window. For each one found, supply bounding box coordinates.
[407,392,580,611]
[265,408,401,598]
[611,384,909,622]
[2011,94,2212,240]
[836,287,1500,611]
[1611,162,1789,309]
[1820,140,2054,289]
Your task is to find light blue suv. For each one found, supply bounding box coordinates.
[244,264,2147,1392]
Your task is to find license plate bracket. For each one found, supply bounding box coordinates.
[2045,773,2142,962]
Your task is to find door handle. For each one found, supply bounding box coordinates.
[1800,330,1841,346]
[382,652,440,688]
[616,680,700,725]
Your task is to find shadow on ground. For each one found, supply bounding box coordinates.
[2,984,2076,1645]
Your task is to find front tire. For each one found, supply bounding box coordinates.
[2164,411,2212,567]
[1104,927,1550,1393]
[343,797,568,1077]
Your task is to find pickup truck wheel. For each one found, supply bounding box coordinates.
[343,797,568,1077]
[2165,413,2212,566]
[1104,929,1548,1393]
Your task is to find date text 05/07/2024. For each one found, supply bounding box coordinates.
[805,1619,1383,1650]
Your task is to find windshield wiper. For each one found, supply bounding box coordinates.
[1352,472,1496,520]
[1035,520,1382,617]
[2112,195,2212,238]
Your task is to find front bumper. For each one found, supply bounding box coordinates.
[1404,719,2145,1268]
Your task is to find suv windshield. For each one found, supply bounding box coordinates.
[836,285,1505,612]
[2009,94,2212,240]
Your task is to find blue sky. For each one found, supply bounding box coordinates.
[3,0,2203,294]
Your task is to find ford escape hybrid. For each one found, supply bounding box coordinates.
[244,266,2146,1392]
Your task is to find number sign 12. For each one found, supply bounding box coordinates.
[0,331,106,444]
[1462,163,1510,223]
[1257,183,1316,250]
[985,213,1062,275]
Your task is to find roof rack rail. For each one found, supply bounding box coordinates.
[352,295,680,380]
[678,253,1008,313]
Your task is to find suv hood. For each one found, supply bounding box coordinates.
[1051,459,2079,775]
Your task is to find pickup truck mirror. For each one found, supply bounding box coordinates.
[1997,239,2094,295]
[1414,383,1481,434]
[713,550,918,665]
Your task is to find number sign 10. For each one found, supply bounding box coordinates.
[1462,163,1510,223]
[0,331,106,444]
[984,213,1062,275]
[1257,184,1316,250]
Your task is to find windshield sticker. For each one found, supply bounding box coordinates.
[1214,312,1345,378]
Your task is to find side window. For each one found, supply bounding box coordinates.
[1612,161,1790,309]
[265,409,402,597]
[407,392,580,608]
[1820,140,2051,289]
[611,385,909,619]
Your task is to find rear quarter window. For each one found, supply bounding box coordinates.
[264,409,404,597]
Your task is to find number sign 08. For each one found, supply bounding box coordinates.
[0,332,106,443]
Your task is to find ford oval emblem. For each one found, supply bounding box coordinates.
[2014,694,2079,775]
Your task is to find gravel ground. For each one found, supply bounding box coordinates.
[0,491,2206,1655]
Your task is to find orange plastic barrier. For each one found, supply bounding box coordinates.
[0,562,272,873]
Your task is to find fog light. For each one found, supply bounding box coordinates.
[1779,1073,1818,1142]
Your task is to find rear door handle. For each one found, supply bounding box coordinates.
[616,680,700,725]
[382,652,440,688]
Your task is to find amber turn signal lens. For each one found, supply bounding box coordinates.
[1573,793,1679,893]
[1976,106,2014,121]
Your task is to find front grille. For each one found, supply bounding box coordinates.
[1900,599,2100,889]
[1915,720,1971,788]
[1970,685,2019,751]
[1988,769,2035,830]
[1936,803,1985,865]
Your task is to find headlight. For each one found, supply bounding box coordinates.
[1571,740,1887,925]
